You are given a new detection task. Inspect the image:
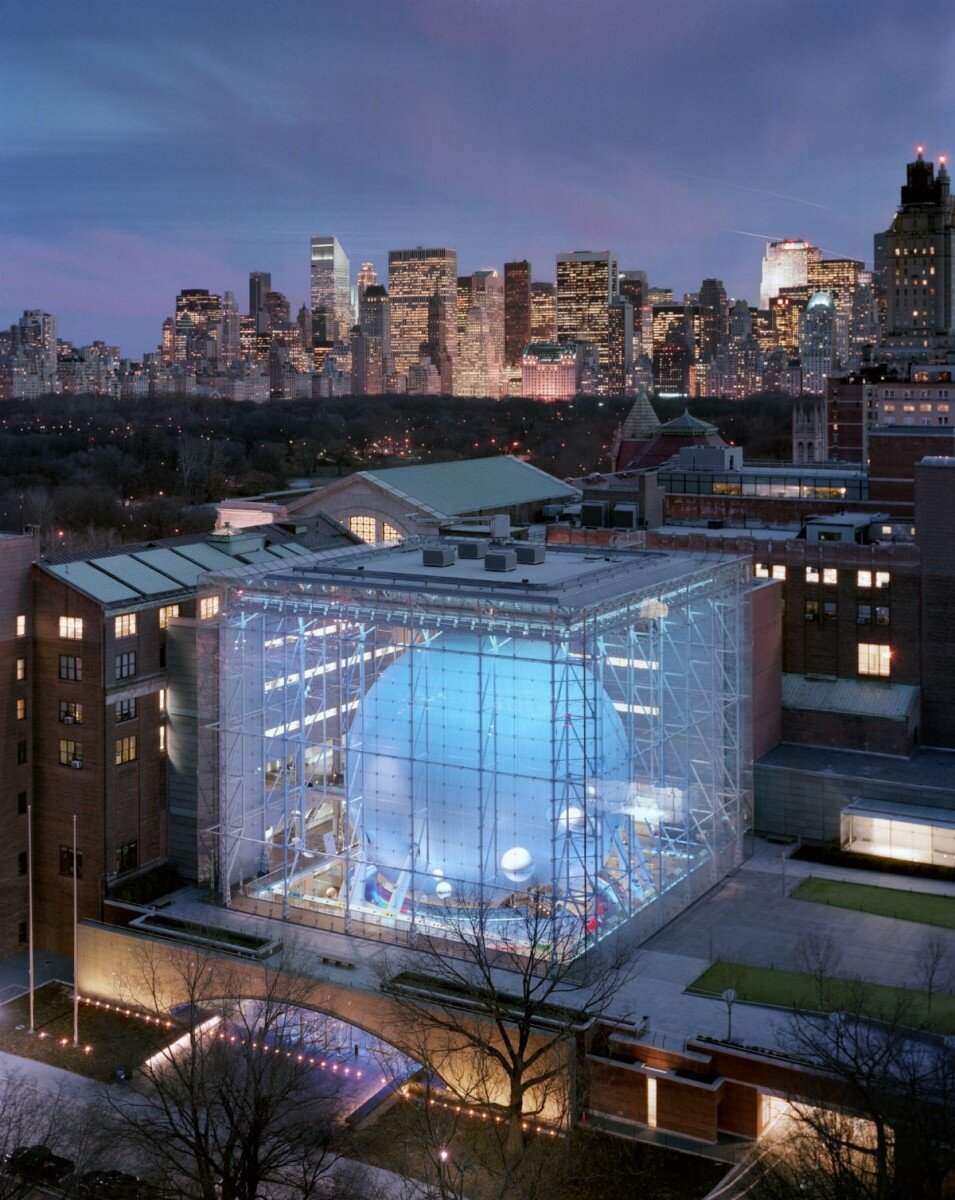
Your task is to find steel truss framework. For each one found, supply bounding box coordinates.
[200,551,752,958]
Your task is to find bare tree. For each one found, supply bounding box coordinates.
[794,929,844,1011]
[913,930,952,1022]
[105,941,349,1200]
[375,897,638,1189]
[762,994,955,1200]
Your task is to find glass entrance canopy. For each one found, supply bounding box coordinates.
[199,540,751,958]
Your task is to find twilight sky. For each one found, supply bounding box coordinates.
[2,0,954,357]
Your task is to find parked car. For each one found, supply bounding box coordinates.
[6,1144,74,1186]
[75,1169,159,1199]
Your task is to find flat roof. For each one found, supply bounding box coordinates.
[782,674,918,721]
[757,743,955,795]
[227,539,747,613]
[652,524,800,541]
[843,798,955,830]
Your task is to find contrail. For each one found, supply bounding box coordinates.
[722,228,784,242]
[675,171,836,212]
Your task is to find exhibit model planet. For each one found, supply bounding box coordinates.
[344,631,632,942]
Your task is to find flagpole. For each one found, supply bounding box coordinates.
[27,803,35,1034]
[72,813,79,1048]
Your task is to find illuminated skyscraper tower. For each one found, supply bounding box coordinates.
[556,250,619,376]
[760,241,821,309]
[874,147,955,356]
[504,261,532,369]
[530,282,557,342]
[310,236,351,342]
[387,247,458,383]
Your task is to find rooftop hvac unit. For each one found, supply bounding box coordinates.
[611,503,639,530]
[70,759,83,769]
[485,549,517,572]
[515,544,545,565]
[490,514,511,539]
[581,500,609,529]
[422,546,457,568]
[457,540,489,559]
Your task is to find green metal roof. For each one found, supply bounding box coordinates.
[782,673,918,722]
[658,409,718,435]
[362,455,580,518]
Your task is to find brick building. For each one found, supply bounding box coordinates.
[8,519,355,957]
[0,529,40,958]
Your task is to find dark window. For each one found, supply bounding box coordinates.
[115,698,137,722]
[115,652,137,681]
[116,840,138,873]
[857,604,872,625]
[18,851,27,876]
[876,606,890,626]
[804,600,819,621]
[17,740,27,765]
[17,791,27,815]
[18,922,27,945]
[823,601,837,621]
[59,655,82,681]
[59,846,83,879]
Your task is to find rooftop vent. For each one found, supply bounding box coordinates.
[458,539,489,559]
[515,544,545,566]
[485,549,517,573]
[423,546,457,568]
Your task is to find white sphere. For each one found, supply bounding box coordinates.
[559,805,586,833]
[435,881,453,899]
[500,846,534,883]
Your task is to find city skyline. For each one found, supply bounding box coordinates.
[2,0,953,354]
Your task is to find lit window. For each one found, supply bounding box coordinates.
[858,643,891,677]
[60,740,83,767]
[159,726,166,753]
[115,699,137,722]
[875,571,890,589]
[754,563,769,578]
[805,566,820,583]
[857,570,872,588]
[822,568,838,585]
[199,596,219,620]
[59,616,83,640]
[347,514,378,543]
[381,523,401,543]
[115,652,137,680]
[60,701,83,724]
[16,698,26,720]
[158,689,166,712]
[16,615,26,637]
[115,735,137,766]
[16,657,26,681]
[159,604,180,629]
[114,613,137,638]
[771,565,787,581]
[881,525,893,536]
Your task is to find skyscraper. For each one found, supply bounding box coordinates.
[504,260,531,369]
[874,147,955,355]
[799,291,837,395]
[760,240,821,309]
[310,236,351,342]
[14,310,57,381]
[556,250,619,374]
[530,283,557,342]
[249,271,271,319]
[174,289,221,364]
[387,247,457,382]
[698,278,728,362]
[607,297,633,394]
[357,262,378,295]
[456,269,505,398]
[219,291,241,363]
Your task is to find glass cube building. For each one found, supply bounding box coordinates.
[199,540,751,957]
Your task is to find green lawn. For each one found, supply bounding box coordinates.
[687,961,955,1034]
[792,876,955,929]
